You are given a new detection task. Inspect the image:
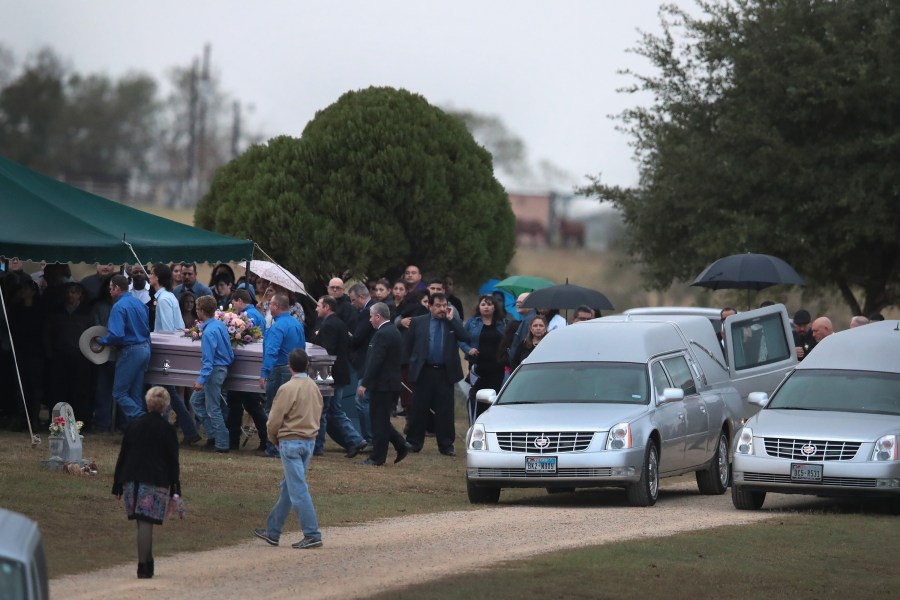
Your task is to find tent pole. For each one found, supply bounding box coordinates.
[0,279,40,447]
[122,240,149,279]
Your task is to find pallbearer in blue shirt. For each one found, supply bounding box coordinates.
[258,293,306,457]
[231,289,266,335]
[190,295,235,453]
[97,274,151,425]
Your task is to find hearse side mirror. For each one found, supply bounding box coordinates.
[659,388,685,404]
[747,392,769,407]
[475,389,497,405]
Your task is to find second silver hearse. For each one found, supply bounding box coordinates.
[466,304,796,506]
[732,320,900,511]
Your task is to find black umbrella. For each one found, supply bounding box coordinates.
[691,253,804,290]
[691,253,804,308]
[520,283,614,311]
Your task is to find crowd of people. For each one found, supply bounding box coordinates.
[0,255,614,447]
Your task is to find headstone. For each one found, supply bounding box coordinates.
[41,402,93,472]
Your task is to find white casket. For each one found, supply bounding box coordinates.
[146,331,335,394]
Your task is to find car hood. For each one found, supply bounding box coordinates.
[477,403,648,432]
[748,409,900,441]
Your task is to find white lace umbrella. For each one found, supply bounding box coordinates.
[248,259,307,296]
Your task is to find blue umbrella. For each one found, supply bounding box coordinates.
[478,278,518,320]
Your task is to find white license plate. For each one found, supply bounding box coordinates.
[791,463,823,482]
[525,456,557,475]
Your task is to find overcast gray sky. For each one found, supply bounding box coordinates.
[3,1,686,193]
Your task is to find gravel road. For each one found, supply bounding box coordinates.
[51,480,815,599]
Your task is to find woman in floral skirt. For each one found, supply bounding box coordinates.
[112,386,182,579]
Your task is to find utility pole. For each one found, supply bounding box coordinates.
[184,57,199,207]
[231,101,241,160]
[196,43,211,200]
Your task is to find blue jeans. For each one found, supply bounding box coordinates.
[166,385,199,438]
[265,438,321,541]
[342,369,362,435]
[112,343,150,424]
[190,366,228,450]
[314,387,364,453]
[264,365,292,456]
[347,369,372,444]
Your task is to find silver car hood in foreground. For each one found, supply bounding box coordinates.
[477,403,649,431]
[749,409,900,441]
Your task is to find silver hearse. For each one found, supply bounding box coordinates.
[732,320,900,511]
[466,304,796,506]
[0,508,48,600]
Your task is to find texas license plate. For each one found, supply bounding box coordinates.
[525,456,557,475]
[791,463,823,482]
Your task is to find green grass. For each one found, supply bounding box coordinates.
[5,418,900,597]
[371,512,900,600]
[0,414,487,578]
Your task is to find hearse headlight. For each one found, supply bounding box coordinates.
[736,427,754,455]
[872,434,898,462]
[606,422,632,450]
[468,423,488,451]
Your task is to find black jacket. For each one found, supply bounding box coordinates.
[350,300,376,374]
[112,412,181,497]
[334,295,357,330]
[313,313,351,387]
[360,321,402,392]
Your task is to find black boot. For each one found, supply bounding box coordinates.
[148,559,154,578]
[137,562,151,579]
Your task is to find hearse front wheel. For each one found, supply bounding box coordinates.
[467,479,500,504]
[696,430,730,495]
[626,442,659,507]
[731,485,766,510]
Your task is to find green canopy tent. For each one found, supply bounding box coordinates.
[0,154,253,447]
[0,155,253,264]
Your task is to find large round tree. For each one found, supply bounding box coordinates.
[581,0,900,315]
[196,86,515,289]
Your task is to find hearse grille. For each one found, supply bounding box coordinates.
[742,472,877,488]
[474,467,612,478]
[496,432,594,453]
[763,438,861,461]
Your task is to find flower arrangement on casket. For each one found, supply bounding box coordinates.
[183,308,263,348]
[49,416,83,436]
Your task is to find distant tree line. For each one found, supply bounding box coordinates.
[0,45,258,207]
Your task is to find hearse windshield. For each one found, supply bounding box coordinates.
[0,557,27,600]
[498,362,650,405]
[768,369,900,415]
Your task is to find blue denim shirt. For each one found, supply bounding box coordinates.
[262,312,305,378]
[243,305,267,336]
[198,318,235,384]
[460,316,507,361]
[99,294,150,346]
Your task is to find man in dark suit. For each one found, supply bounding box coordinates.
[357,302,408,466]
[312,295,367,458]
[404,292,470,456]
[347,282,376,443]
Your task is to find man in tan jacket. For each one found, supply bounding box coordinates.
[252,349,324,549]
